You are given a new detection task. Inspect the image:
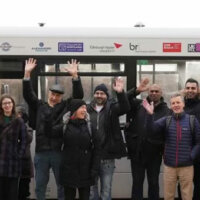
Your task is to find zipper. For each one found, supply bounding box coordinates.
[175,119,182,166]
[97,112,99,130]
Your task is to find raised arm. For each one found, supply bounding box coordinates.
[24,58,37,79]
[142,99,166,134]
[142,99,154,115]
[112,77,130,115]
[65,59,83,99]
[127,77,149,99]
[23,58,39,108]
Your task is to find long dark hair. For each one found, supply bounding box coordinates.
[0,94,16,121]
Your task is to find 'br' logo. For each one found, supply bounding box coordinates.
[129,43,139,51]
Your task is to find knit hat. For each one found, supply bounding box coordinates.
[49,84,64,94]
[94,84,109,97]
[68,99,86,116]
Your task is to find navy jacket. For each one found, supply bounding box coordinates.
[147,112,200,167]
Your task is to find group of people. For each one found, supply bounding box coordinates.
[0,57,200,200]
[125,78,200,200]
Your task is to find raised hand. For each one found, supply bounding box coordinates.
[24,58,37,78]
[65,59,79,78]
[113,77,124,93]
[137,78,149,93]
[142,99,154,114]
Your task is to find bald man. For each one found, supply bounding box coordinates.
[125,80,170,200]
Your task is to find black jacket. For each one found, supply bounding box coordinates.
[184,97,200,122]
[87,91,130,160]
[23,78,83,152]
[59,118,101,188]
[125,88,170,163]
[184,97,200,163]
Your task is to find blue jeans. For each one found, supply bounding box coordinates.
[34,151,64,200]
[90,159,115,200]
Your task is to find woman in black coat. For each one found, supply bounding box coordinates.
[0,94,26,200]
[56,99,101,200]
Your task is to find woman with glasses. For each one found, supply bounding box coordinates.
[0,94,26,200]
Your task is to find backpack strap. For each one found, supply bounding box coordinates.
[166,116,172,130]
[189,115,195,144]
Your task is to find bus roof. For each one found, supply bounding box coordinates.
[0,27,200,38]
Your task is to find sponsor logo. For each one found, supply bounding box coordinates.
[39,42,44,47]
[163,43,181,52]
[114,43,122,48]
[0,42,12,51]
[32,42,51,52]
[90,43,122,53]
[129,43,139,51]
[0,42,25,51]
[188,43,200,52]
[58,42,83,52]
[129,43,156,53]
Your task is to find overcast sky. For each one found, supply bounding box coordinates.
[1,0,200,28]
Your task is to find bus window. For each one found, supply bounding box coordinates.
[137,60,200,105]
[59,63,125,73]
[38,75,127,124]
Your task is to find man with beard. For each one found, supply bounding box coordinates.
[88,78,130,200]
[179,78,200,200]
[125,78,170,200]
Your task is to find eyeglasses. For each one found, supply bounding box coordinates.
[2,101,12,106]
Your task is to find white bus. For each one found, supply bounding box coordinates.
[0,27,200,199]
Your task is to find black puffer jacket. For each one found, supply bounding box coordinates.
[125,88,170,163]
[23,78,83,152]
[60,118,101,188]
[87,91,130,159]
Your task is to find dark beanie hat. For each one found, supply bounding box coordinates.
[94,84,109,96]
[68,99,86,115]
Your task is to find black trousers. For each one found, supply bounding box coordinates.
[18,178,31,200]
[193,161,200,200]
[64,186,90,200]
[0,177,19,200]
[130,154,162,200]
